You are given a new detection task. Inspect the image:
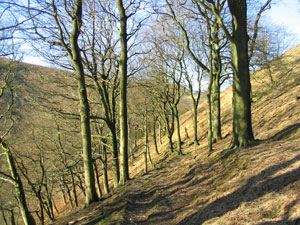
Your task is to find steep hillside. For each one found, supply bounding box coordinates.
[48,45,300,224]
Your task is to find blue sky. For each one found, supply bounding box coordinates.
[265,0,300,42]
[23,0,300,66]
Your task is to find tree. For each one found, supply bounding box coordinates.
[204,0,272,148]
[116,0,130,184]
[0,7,37,220]
[0,62,36,225]
[26,0,98,205]
[165,0,228,146]
[183,58,204,147]
[81,1,120,188]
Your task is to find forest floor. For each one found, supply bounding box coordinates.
[49,45,300,225]
[50,138,300,225]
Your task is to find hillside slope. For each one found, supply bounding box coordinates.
[50,45,300,225]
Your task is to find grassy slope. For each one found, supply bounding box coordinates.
[50,45,300,225]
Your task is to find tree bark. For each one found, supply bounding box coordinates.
[101,139,110,194]
[152,117,160,155]
[207,93,213,152]
[65,0,98,205]
[211,74,222,143]
[158,120,163,145]
[1,209,8,225]
[193,101,199,146]
[69,169,78,207]
[8,210,15,225]
[116,0,130,185]
[144,112,153,168]
[110,125,120,188]
[1,141,36,225]
[174,106,183,155]
[227,0,254,148]
[93,161,102,198]
[92,79,120,189]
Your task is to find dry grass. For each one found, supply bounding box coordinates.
[48,45,300,225]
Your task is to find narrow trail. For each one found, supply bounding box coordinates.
[121,154,195,224]
[56,138,300,225]
[49,45,300,225]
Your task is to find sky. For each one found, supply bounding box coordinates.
[22,0,300,67]
[264,0,300,42]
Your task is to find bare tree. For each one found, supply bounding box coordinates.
[201,0,272,148]
[24,0,98,205]
[0,62,36,225]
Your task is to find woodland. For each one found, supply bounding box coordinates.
[0,0,300,224]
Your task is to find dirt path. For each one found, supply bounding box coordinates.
[50,138,300,225]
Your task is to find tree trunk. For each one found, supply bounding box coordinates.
[165,121,174,153]
[1,142,36,225]
[152,118,160,155]
[211,72,222,143]
[193,101,199,146]
[70,169,78,207]
[8,210,15,225]
[110,126,120,188]
[133,126,137,149]
[38,199,44,225]
[63,178,73,208]
[68,0,98,205]
[207,92,213,152]
[93,161,102,198]
[116,0,130,185]
[1,209,8,225]
[174,106,183,155]
[158,120,163,145]
[144,151,148,174]
[228,0,254,148]
[101,138,109,194]
[92,79,120,189]
[144,114,153,167]
[162,104,174,153]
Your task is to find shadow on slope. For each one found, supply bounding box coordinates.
[178,154,300,225]
[269,123,300,141]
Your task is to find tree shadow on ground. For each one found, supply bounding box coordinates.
[178,154,300,225]
[269,123,300,141]
[83,155,210,225]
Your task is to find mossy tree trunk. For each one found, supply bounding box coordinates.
[162,101,175,153]
[69,0,98,205]
[69,169,78,207]
[91,79,120,188]
[51,0,98,205]
[211,20,223,144]
[174,106,183,155]
[100,138,110,194]
[211,74,222,143]
[93,161,102,198]
[152,115,160,155]
[227,0,254,148]
[1,141,36,225]
[144,109,153,172]
[86,8,120,189]
[184,65,202,147]
[166,0,223,147]
[8,210,15,225]
[207,0,256,148]
[116,0,130,185]
[158,119,163,145]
